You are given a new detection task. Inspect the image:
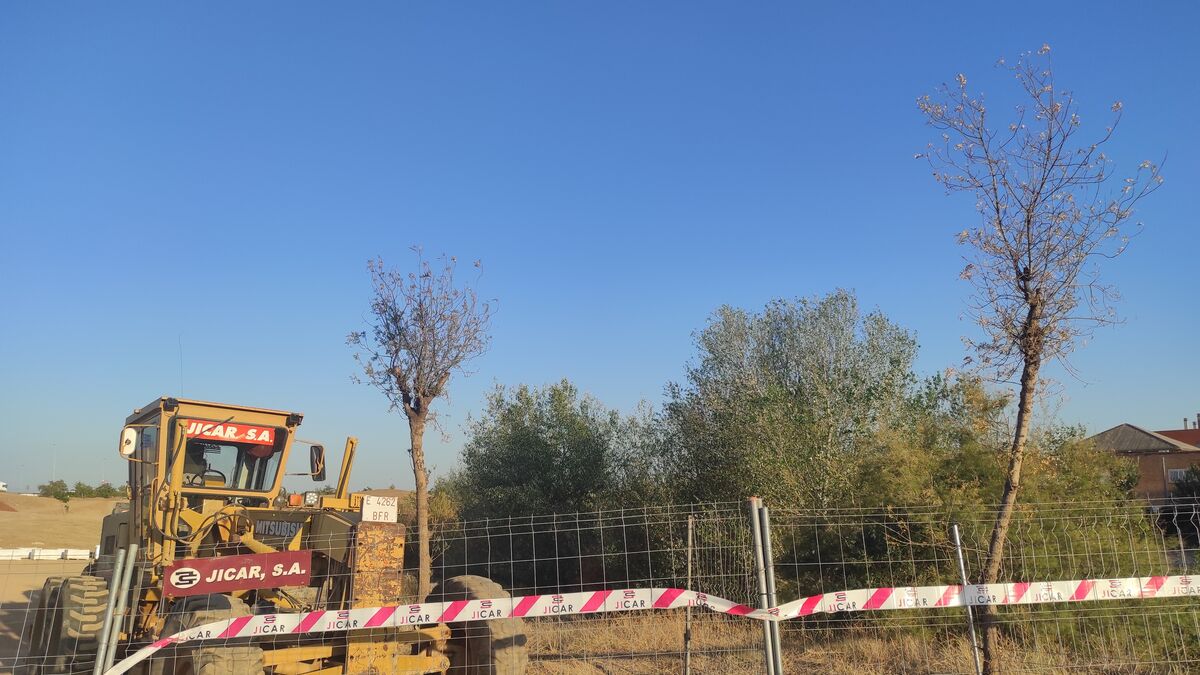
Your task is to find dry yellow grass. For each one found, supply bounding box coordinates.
[0,495,121,550]
[523,613,1190,674]
[526,612,762,674]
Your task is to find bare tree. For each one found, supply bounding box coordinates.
[917,45,1161,673]
[348,249,493,598]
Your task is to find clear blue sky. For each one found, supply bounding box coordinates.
[1,2,1196,493]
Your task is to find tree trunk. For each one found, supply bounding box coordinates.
[979,354,1040,675]
[409,414,432,599]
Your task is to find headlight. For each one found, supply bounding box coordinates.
[303,491,320,507]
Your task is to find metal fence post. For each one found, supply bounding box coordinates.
[952,524,983,675]
[92,547,126,675]
[102,544,138,674]
[683,514,694,675]
[748,497,777,675]
[759,503,784,674]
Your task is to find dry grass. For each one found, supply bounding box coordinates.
[785,631,1066,674]
[0,495,120,550]
[524,613,1196,674]
[526,612,761,674]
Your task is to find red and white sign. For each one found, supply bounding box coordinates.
[183,419,277,445]
[164,550,312,597]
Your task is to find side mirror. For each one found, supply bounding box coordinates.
[119,428,138,458]
[310,445,327,482]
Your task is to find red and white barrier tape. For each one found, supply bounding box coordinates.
[104,574,1200,674]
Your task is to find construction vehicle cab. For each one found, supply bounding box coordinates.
[19,396,527,675]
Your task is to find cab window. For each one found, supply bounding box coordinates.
[137,426,159,460]
[182,439,282,491]
[132,422,159,493]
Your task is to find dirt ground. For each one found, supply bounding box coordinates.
[0,496,114,668]
[0,560,89,667]
[0,495,120,550]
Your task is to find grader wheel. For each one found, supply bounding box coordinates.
[23,575,108,675]
[427,576,528,674]
[149,595,263,675]
[16,576,66,675]
[60,577,109,655]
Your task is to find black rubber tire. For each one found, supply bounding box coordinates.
[150,595,263,675]
[427,575,528,675]
[30,576,108,675]
[16,576,66,675]
[57,576,109,673]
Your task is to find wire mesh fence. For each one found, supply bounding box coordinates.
[420,498,1200,673]
[1,497,1198,674]
[428,502,765,673]
[768,500,1200,673]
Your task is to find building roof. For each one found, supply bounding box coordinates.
[1158,429,1200,447]
[1088,424,1200,454]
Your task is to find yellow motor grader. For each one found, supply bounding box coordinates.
[20,397,526,674]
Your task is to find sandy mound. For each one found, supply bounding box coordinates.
[0,496,121,549]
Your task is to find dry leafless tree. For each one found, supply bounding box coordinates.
[917,44,1162,674]
[348,248,493,598]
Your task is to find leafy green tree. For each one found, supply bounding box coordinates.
[854,376,1137,509]
[72,482,95,498]
[661,290,916,508]
[38,479,70,502]
[1175,467,1200,501]
[437,380,663,591]
[779,373,1145,608]
[445,380,662,519]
